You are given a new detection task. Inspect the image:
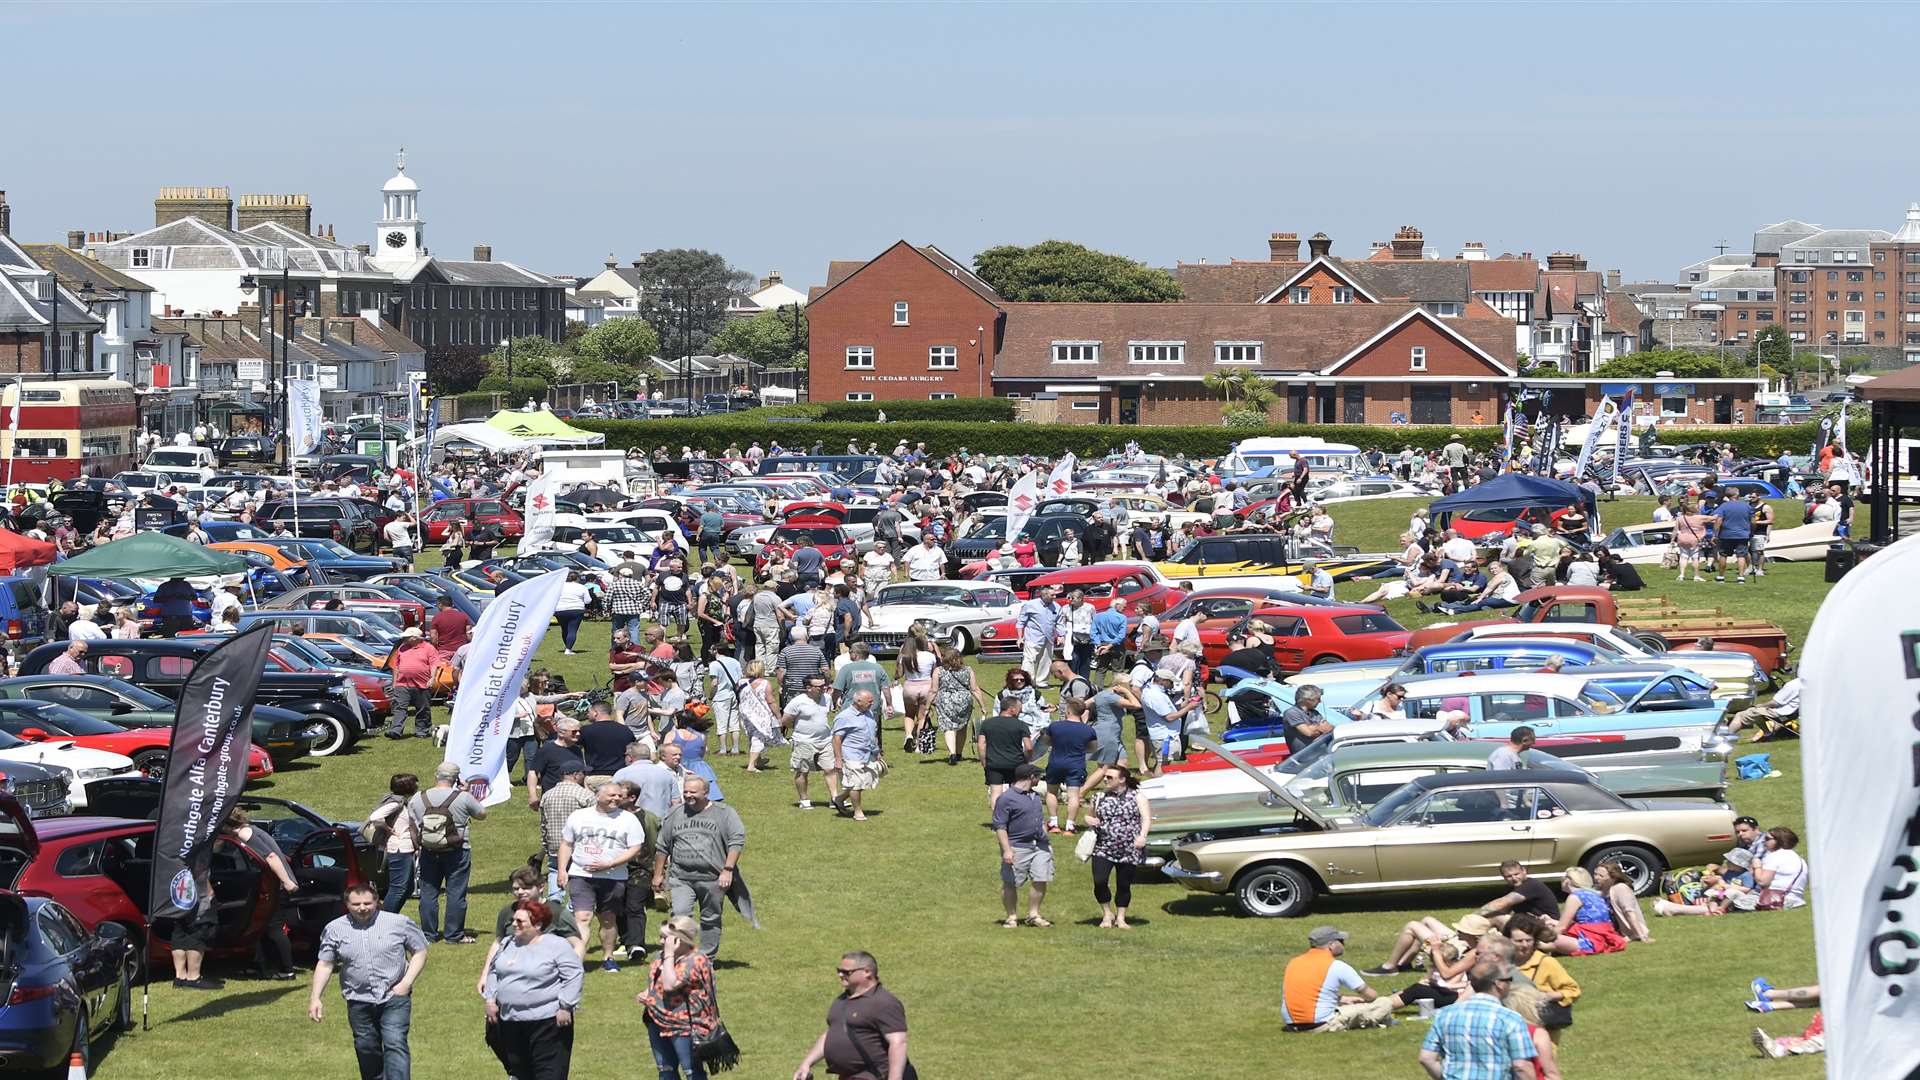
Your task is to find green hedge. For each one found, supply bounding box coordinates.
[760,400,1016,423]
[1652,420,1869,458]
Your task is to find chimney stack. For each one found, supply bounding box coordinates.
[1605,269,1622,289]
[0,191,9,236]
[1390,225,1424,261]
[1268,232,1300,262]
[604,254,617,270]
[66,230,85,250]
[1457,242,1486,261]
[1307,232,1332,260]
[155,186,232,229]
[1546,251,1587,271]
[354,243,371,256]
[235,193,312,233]
[473,244,492,262]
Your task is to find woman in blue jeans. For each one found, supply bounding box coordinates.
[365,773,420,913]
[637,916,717,1080]
[554,571,592,654]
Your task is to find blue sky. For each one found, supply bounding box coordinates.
[6,2,1918,289]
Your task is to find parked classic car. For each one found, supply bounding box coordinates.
[0,700,273,783]
[1342,670,1732,754]
[859,581,1019,656]
[0,674,324,762]
[1164,751,1737,917]
[0,892,134,1074]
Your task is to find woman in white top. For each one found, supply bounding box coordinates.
[365,773,422,913]
[552,571,592,655]
[1750,827,1809,909]
[896,624,940,753]
[861,547,895,593]
[1059,530,1083,569]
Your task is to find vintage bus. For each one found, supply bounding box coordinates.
[0,379,140,483]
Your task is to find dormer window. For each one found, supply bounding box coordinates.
[1331,287,1355,304]
[1289,287,1310,304]
[892,301,909,325]
[131,248,151,268]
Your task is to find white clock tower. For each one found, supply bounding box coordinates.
[370,148,426,268]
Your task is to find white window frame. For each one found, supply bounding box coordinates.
[1070,401,1101,410]
[845,392,874,402]
[892,301,909,325]
[1214,341,1262,365]
[844,345,874,370]
[1127,341,1185,365]
[1051,341,1100,364]
[1331,287,1355,304]
[928,345,957,370]
[1409,346,1427,371]
[1429,302,1463,318]
[928,392,956,400]
[1289,287,1310,304]
[130,248,151,268]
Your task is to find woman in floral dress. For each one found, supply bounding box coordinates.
[1082,765,1151,929]
[931,646,992,766]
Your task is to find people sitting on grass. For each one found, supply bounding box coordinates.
[1747,982,1823,1059]
[1532,867,1628,956]
[1379,913,1489,1014]
[1656,827,1807,916]
[1504,914,1580,1041]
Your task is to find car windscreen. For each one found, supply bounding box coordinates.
[1332,613,1405,635]
[1276,733,1333,776]
[1577,684,1627,713]
[147,451,203,466]
[773,528,842,545]
[586,526,647,543]
[6,702,123,736]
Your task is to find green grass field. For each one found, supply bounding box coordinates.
[94,498,1827,1079]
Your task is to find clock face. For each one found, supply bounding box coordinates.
[385,231,408,248]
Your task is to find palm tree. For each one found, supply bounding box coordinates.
[1204,368,1276,417]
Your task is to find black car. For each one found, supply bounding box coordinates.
[0,894,133,1074]
[947,512,1092,570]
[17,640,370,758]
[0,762,69,819]
[215,436,272,469]
[256,499,379,553]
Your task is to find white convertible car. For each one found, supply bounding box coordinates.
[857,580,1019,656]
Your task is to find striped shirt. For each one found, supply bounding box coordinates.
[776,643,828,694]
[1419,994,1536,1080]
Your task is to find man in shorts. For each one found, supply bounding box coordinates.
[782,675,841,810]
[166,866,223,989]
[556,781,646,972]
[977,695,1034,817]
[830,689,883,822]
[1035,697,1098,834]
[992,763,1054,927]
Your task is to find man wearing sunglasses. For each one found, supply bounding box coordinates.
[793,951,911,1080]
[1417,961,1538,1079]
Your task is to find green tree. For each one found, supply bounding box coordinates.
[1202,368,1277,420]
[709,307,807,367]
[1747,324,1794,372]
[574,318,660,367]
[632,249,754,359]
[483,335,563,384]
[1591,349,1744,379]
[565,355,642,394]
[972,241,1182,302]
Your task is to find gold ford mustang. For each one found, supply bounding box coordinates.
[1163,735,1737,918]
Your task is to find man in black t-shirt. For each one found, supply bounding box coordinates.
[525,718,588,809]
[577,701,637,782]
[795,950,910,1080]
[1476,860,1560,929]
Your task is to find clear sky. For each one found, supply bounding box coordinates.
[6,2,1919,291]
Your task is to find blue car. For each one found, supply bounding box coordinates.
[268,538,402,583]
[158,520,265,543]
[0,892,133,1072]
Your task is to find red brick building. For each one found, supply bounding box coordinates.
[806,241,1002,403]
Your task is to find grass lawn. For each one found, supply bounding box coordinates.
[94,502,1828,1079]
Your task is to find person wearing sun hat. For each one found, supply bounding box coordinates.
[1281,925,1384,1031]
[1380,913,1492,1017]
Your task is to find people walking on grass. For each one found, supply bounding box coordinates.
[1081,765,1149,929]
[557,781,648,972]
[1672,498,1714,582]
[735,658,785,771]
[653,775,746,958]
[895,625,938,754]
[783,675,840,809]
[978,695,1033,817]
[992,763,1054,928]
[1035,696,1098,834]
[792,951,910,1080]
[409,763,486,945]
[831,688,883,821]
[483,899,583,1080]
[638,916,719,1080]
[364,772,421,914]
[932,645,991,766]
[311,883,428,1080]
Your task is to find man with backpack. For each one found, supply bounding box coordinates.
[408,763,487,944]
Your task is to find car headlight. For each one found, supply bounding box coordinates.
[982,627,998,639]
[78,767,117,781]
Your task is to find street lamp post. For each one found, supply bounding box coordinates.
[238,267,293,463]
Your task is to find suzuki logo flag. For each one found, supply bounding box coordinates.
[1047,454,1076,499]
[1800,531,1920,1080]
[518,471,561,552]
[445,569,569,806]
[1005,470,1041,549]
[287,378,323,457]
[148,625,274,919]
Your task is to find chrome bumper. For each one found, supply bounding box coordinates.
[1159,864,1223,883]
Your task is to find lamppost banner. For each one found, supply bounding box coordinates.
[287,378,323,456]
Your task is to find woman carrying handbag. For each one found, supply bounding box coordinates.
[638,915,735,1079]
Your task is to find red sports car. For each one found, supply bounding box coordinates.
[0,789,366,964]
[421,497,524,543]
[0,701,274,782]
[753,520,854,576]
[1447,504,1576,541]
[1027,563,1181,615]
[1251,605,1411,673]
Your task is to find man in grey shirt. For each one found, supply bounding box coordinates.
[613,741,681,818]
[1488,727,1536,774]
[750,584,785,666]
[652,774,746,958]
[310,882,429,1080]
[407,763,487,944]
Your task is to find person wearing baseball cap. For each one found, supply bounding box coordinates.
[1138,662,1198,775]
[1281,925,1379,1031]
[991,762,1054,928]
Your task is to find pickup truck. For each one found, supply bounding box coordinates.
[1404,586,1791,672]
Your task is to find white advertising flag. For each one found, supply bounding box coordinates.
[1572,397,1617,480]
[286,378,324,456]
[1799,531,1920,1079]
[1046,454,1077,500]
[445,569,570,806]
[519,471,561,552]
[1005,469,1041,548]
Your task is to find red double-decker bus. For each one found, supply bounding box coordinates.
[0,379,139,483]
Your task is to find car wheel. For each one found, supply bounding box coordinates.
[1309,655,1342,666]
[949,628,974,655]
[1232,863,1316,918]
[131,749,169,781]
[1632,631,1672,653]
[306,713,350,757]
[1582,843,1664,896]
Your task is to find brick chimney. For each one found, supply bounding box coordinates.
[1391,225,1425,260]
[1546,251,1587,271]
[155,186,232,229]
[235,193,312,232]
[66,230,85,250]
[1605,269,1622,288]
[472,244,492,262]
[1268,232,1300,262]
[1307,232,1332,260]
[766,270,783,285]
[0,191,9,236]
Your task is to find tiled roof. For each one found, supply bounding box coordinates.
[993,302,1513,380]
[1603,291,1650,336]
[17,245,151,293]
[1340,259,1472,305]
[1466,258,1540,293]
[915,245,1001,305]
[1172,261,1300,303]
[437,259,563,287]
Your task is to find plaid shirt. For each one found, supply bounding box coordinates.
[607,576,649,616]
[1419,994,1535,1080]
[539,781,594,859]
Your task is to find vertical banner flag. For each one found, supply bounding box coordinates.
[1836,401,1850,456]
[1573,397,1617,480]
[148,625,275,919]
[1046,454,1076,499]
[1500,399,1515,462]
[519,470,560,552]
[1005,469,1041,548]
[1813,416,1833,460]
[286,378,323,457]
[445,569,570,806]
[1611,390,1635,484]
[1798,531,1920,1080]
